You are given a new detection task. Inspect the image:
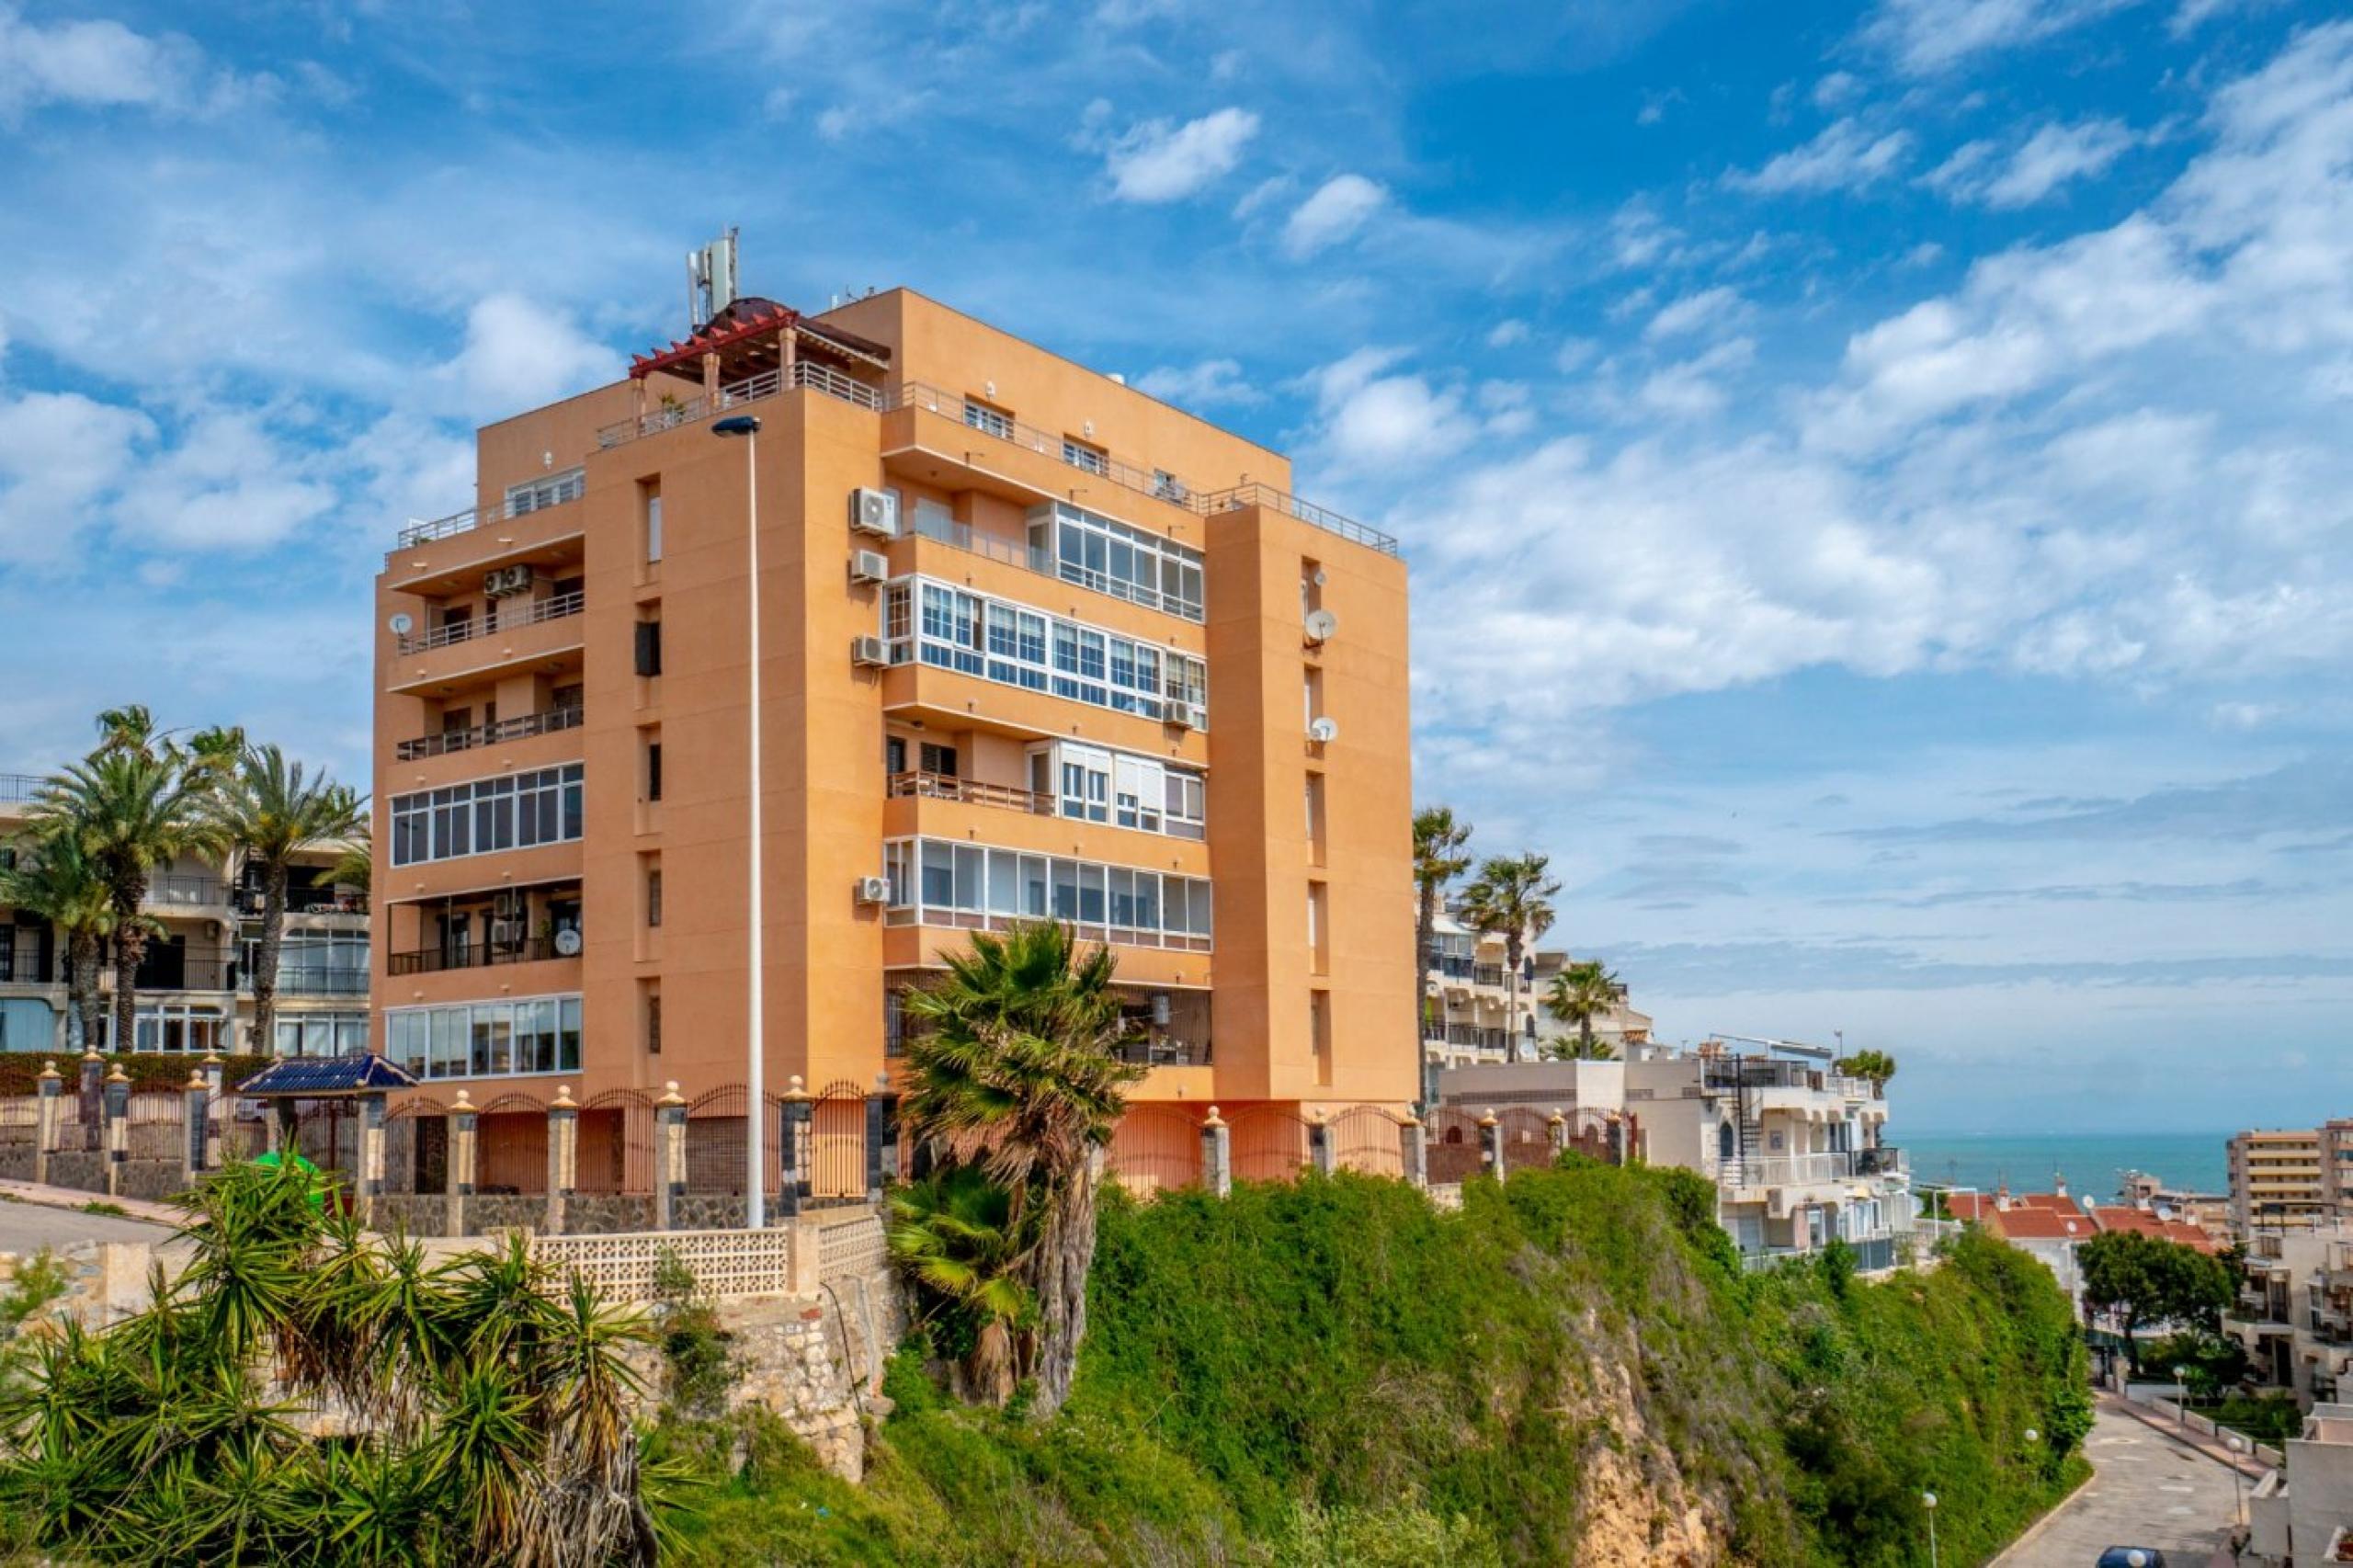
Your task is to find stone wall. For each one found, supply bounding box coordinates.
[118,1158,188,1203]
[372,1194,448,1237]
[673,1194,750,1231]
[462,1195,545,1236]
[561,1195,656,1233]
[45,1151,106,1194]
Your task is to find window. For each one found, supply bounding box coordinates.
[642,481,664,562]
[644,736,663,802]
[644,987,662,1055]
[274,1012,368,1059]
[1152,469,1187,503]
[389,764,585,867]
[919,743,958,778]
[1303,773,1324,859]
[386,995,582,1081]
[886,735,906,774]
[646,867,663,928]
[883,574,1206,724]
[963,398,1013,438]
[506,468,585,515]
[634,618,662,677]
[1028,742,1201,838]
[1029,500,1204,621]
[1063,437,1108,475]
[883,836,1211,950]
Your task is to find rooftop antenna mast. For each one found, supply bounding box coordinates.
[688,227,740,329]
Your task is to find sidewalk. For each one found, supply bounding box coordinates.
[2109,1390,2275,1481]
[0,1179,182,1227]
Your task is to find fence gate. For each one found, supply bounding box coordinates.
[386,1098,449,1194]
[1105,1104,1203,1196]
[1426,1107,1485,1185]
[1226,1104,1313,1183]
[475,1094,548,1195]
[577,1089,655,1195]
[1330,1106,1404,1178]
[809,1081,868,1204]
[683,1086,748,1195]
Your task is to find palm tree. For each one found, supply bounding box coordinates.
[29,750,223,1056]
[1412,807,1473,1053]
[1836,1049,1897,1091]
[1461,853,1560,1063]
[888,1165,1032,1404]
[0,835,116,1053]
[898,919,1144,1416]
[206,746,364,1059]
[317,820,373,903]
[1542,960,1623,1061]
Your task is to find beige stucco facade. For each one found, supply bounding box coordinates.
[369,289,1415,1141]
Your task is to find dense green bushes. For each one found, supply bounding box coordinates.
[663,1158,2090,1565]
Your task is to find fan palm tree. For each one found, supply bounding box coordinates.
[28,750,224,1056]
[0,834,116,1053]
[888,1165,1032,1404]
[898,918,1143,1416]
[1461,853,1560,1063]
[1542,960,1623,1061]
[206,746,365,1059]
[1836,1048,1898,1090]
[1412,806,1473,1051]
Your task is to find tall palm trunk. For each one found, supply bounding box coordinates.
[1506,934,1524,1062]
[68,929,103,1054]
[1024,1161,1100,1418]
[252,858,286,1057]
[1415,886,1437,1049]
[110,875,148,1055]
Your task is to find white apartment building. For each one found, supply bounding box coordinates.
[1438,1038,1915,1273]
[1420,904,1653,1072]
[0,772,367,1058]
[2226,1227,2353,1408]
[2248,1403,2353,1566]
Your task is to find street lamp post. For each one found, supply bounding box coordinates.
[2227,1433,2247,1529]
[1922,1490,1938,1568]
[2176,1364,2192,1428]
[713,413,766,1228]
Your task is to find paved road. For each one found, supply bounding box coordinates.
[2000,1400,2245,1567]
[0,1199,179,1253]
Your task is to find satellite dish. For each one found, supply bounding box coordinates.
[1308,716,1339,744]
[1303,608,1338,643]
[553,928,584,958]
[389,612,415,636]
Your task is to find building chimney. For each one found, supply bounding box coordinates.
[1995,1184,2011,1212]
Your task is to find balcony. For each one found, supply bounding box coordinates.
[386,935,569,977]
[249,967,370,998]
[387,473,585,561]
[885,769,1051,816]
[1858,1145,1908,1177]
[0,949,52,984]
[1112,1038,1212,1068]
[1732,1152,1859,1189]
[397,591,584,655]
[597,360,883,449]
[145,874,229,909]
[395,704,585,762]
[0,772,42,802]
[235,883,367,918]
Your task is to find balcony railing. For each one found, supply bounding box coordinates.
[0,772,44,802]
[395,705,585,761]
[388,478,586,559]
[1112,1038,1213,1068]
[146,875,228,908]
[0,950,51,983]
[1705,1060,1832,1094]
[397,591,585,655]
[885,769,1051,815]
[1472,963,1508,987]
[1857,1145,1908,1177]
[593,365,1402,559]
[250,968,371,997]
[386,937,565,977]
[235,884,367,917]
[1732,1152,1858,1188]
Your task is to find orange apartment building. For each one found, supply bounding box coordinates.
[370,284,1414,1197]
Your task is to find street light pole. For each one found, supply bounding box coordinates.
[2228,1433,2247,1529]
[714,414,765,1228]
[1923,1490,1938,1568]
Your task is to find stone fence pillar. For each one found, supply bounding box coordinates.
[654,1082,686,1231]
[79,1049,103,1153]
[1308,1108,1336,1177]
[1477,1111,1503,1180]
[34,1061,61,1187]
[779,1075,812,1221]
[546,1085,578,1236]
[102,1064,131,1197]
[182,1071,210,1187]
[1547,1108,1569,1158]
[1200,1106,1231,1198]
[448,1090,477,1238]
[358,1091,386,1227]
[1398,1111,1427,1191]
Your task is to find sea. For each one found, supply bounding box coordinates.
[1901,1131,2231,1201]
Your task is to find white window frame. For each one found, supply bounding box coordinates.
[506,467,585,516]
[881,836,1211,950]
[881,574,1208,728]
[385,993,584,1081]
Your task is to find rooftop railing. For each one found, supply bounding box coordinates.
[588,364,1403,559]
[397,591,585,655]
[388,481,586,560]
[0,772,45,802]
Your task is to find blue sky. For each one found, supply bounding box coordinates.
[2,0,2348,1136]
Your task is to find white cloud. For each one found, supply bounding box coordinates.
[1637,337,1756,417]
[1133,358,1263,407]
[1644,286,1744,340]
[1303,347,1479,470]
[1726,119,1917,195]
[1931,119,2142,207]
[1103,107,1259,202]
[1861,0,2144,77]
[1281,173,1388,258]
[0,390,152,566]
[1813,71,1863,108]
[1486,319,1531,348]
[0,5,248,121]
[109,412,336,552]
[437,293,614,423]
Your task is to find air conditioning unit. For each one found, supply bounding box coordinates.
[854,876,892,904]
[494,889,525,918]
[490,919,526,948]
[850,635,891,668]
[848,550,890,585]
[483,563,536,598]
[849,487,900,538]
[1166,702,1204,731]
